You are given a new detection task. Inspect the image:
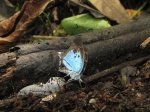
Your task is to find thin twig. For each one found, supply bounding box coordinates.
[83,55,150,83]
[32,35,61,39]
[140,36,150,48]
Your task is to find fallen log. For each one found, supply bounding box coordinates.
[0,17,150,98]
[11,17,150,55]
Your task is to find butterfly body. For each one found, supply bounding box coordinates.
[59,38,88,83]
[59,69,82,82]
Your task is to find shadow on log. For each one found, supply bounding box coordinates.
[0,17,150,98]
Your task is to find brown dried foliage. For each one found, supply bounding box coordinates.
[0,0,52,52]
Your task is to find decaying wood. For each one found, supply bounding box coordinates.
[0,17,150,98]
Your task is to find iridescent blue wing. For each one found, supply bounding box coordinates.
[60,37,88,82]
[63,49,83,73]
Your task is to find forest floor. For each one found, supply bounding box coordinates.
[1,51,150,112]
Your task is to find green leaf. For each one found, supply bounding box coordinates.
[61,14,110,35]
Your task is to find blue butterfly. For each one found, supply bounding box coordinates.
[59,37,88,83]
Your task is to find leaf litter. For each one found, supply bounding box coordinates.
[0,0,149,111]
[0,57,150,111]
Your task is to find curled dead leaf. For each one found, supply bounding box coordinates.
[0,11,20,36]
[0,0,53,52]
[88,0,130,23]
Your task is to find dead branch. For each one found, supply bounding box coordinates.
[83,55,150,83]
[0,17,150,97]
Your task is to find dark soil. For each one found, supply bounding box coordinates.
[0,52,150,112]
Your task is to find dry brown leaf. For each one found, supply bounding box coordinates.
[69,0,104,18]
[0,12,20,36]
[88,0,130,23]
[0,0,53,52]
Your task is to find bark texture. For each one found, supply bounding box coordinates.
[0,17,150,97]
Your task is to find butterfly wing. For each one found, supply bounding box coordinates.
[79,47,88,75]
[63,49,83,73]
[60,37,88,82]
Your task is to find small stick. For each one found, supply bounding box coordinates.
[83,55,150,83]
[140,36,150,48]
[32,35,61,39]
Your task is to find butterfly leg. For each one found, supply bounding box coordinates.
[64,70,73,77]
[78,78,83,88]
[67,73,83,83]
[67,76,83,88]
